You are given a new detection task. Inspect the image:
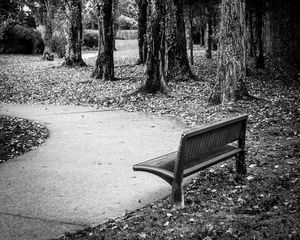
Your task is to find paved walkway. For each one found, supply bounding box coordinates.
[0,104,188,240]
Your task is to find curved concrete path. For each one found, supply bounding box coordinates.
[0,104,188,240]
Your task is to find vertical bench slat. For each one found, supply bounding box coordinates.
[183,122,243,159]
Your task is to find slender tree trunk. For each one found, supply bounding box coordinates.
[201,28,205,46]
[91,0,114,80]
[206,2,213,59]
[165,0,192,81]
[143,0,168,93]
[113,0,119,51]
[189,5,194,65]
[209,0,248,105]
[246,0,264,69]
[136,0,148,64]
[42,1,54,61]
[247,7,256,58]
[255,0,264,68]
[63,0,86,67]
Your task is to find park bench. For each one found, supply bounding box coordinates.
[133,114,248,208]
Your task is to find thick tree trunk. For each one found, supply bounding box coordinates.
[136,0,148,64]
[42,1,54,61]
[91,0,114,80]
[206,2,213,59]
[209,0,248,105]
[63,0,86,67]
[263,0,299,65]
[165,0,192,81]
[143,0,168,93]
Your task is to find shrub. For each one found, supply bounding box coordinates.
[0,21,44,54]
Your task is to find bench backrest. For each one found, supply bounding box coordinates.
[178,114,248,161]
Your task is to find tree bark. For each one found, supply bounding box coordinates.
[255,0,264,68]
[113,0,119,51]
[63,0,86,67]
[209,0,248,105]
[136,0,148,64]
[143,0,168,93]
[165,0,192,81]
[42,0,54,61]
[91,0,114,80]
[206,2,213,59]
[246,0,265,69]
[188,5,194,65]
[246,6,256,58]
[200,28,205,46]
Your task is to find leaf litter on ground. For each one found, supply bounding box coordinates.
[0,49,299,239]
[0,115,49,163]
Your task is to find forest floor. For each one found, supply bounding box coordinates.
[0,47,299,239]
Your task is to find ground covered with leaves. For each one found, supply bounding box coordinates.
[0,49,299,239]
[0,115,49,163]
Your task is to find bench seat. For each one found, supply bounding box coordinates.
[133,145,241,185]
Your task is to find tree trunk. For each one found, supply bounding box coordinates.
[200,28,205,46]
[165,0,192,81]
[209,0,248,105]
[113,0,119,51]
[262,0,300,65]
[42,1,54,61]
[246,6,256,58]
[91,0,114,80]
[246,0,265,69]
[63,0,86,67]
[136,0,148,64]
[189,5,194,65]
[206,2,213,59]
[143,0,168,93]
[255,0,264,68]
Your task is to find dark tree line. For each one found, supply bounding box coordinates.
[91,0,192,93]
[74,0,300,103]
[1,0,298,105]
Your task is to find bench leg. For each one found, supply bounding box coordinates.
[236,151,247,175]
[237,125,247,175]
[171,181,184,209]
